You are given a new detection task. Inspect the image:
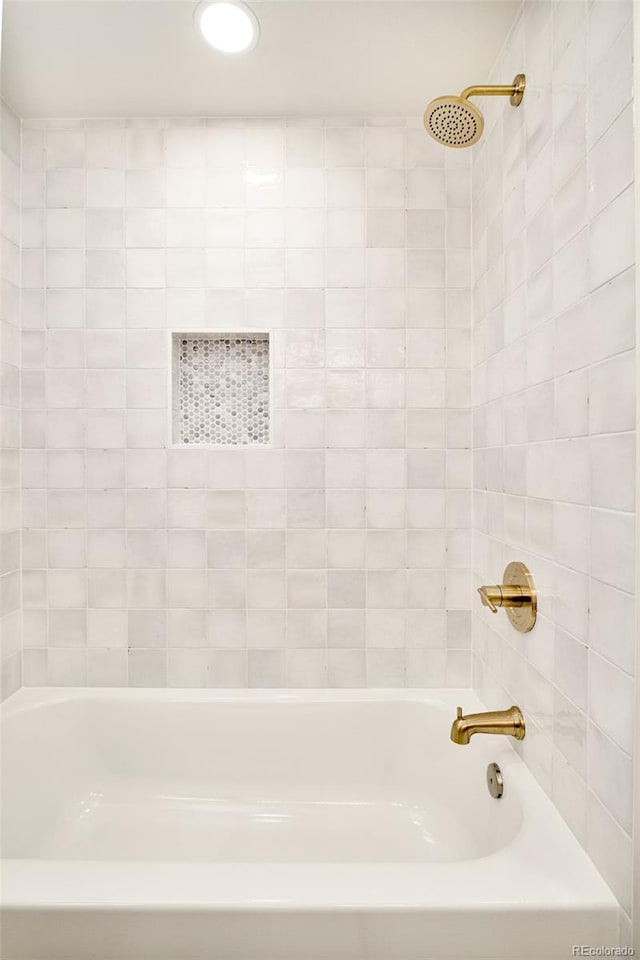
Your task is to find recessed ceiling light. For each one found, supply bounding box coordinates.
[195,1,260,54]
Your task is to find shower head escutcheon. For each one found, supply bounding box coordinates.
[424,73,526,148]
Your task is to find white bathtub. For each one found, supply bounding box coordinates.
[1,688,619,960]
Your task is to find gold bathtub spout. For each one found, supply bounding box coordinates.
[450,705,526,745]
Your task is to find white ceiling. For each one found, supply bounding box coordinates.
[1,0,520,118]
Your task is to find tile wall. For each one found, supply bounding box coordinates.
[471,0,635,924]
[6,0,639,930]
[0,99,21,700]
[19,117,473,690]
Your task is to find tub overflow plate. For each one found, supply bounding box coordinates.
[487,762,503,799]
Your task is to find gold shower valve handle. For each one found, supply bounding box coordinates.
[477,562,537,633]
[477,584,529,613]
[477,585,501,613]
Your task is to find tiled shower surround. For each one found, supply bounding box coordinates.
[471,0,635,923]
[4,0,637,931]
[19,116,473,691]
[0,100,22,699]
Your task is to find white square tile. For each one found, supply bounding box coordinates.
[590,508,634,593]
[588,651,634,756]
[589,185,635,291]
[589,351,635,435]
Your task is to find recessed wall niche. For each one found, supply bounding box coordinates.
[171,332,271,446]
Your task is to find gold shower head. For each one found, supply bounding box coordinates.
[424,73,526,148]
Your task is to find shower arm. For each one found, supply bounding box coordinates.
[460,74,526,107]
[460,85,515,98]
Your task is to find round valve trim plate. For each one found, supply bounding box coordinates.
[503,561,537,633]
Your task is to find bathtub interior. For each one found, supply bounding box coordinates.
[1,691,524,864]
